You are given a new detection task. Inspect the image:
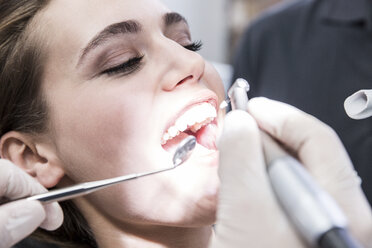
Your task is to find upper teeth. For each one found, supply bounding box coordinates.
[161,102,217,144]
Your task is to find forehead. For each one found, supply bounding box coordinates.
[42,0,170,40]
[39,0,169,67]
[43,0,169,27]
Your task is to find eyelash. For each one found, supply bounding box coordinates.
[100,55,144,76]
[101,40,203,76]
[183,40,203,52]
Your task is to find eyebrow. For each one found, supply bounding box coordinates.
[164,12,188,26]
[78,20,141,66]
[77,12,188,67]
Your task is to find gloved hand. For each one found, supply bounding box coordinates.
[0,159,63,248]
[210,97,372,247]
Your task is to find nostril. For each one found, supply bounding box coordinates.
[177,75,193,86]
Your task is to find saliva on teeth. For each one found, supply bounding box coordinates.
[161,102,217,145]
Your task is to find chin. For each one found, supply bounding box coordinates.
[165,206,217,228]
[175,180,219,227]
[195,194,218,226]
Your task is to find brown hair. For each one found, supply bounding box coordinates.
[0,1,97,247]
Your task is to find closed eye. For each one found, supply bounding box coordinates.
[183,40,203,52]
[100,55,144,76]
[99,40,202,77]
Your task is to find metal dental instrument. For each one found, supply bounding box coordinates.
[226,78,362,248]
[23,136,196,204]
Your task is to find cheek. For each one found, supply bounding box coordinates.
[204,63,226,103]
[48,86,152,181]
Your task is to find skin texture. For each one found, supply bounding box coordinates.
[7,0,225,247]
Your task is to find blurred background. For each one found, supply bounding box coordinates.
[161,0,286,87]
[161,0,285,63]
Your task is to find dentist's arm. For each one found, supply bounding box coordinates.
[210,97,372,247]
[0,159,63,248]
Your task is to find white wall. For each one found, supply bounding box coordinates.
[161,0,229,63]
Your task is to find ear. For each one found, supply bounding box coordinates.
[0,131,65,188]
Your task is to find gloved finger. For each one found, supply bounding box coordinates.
[218,110,266,185]
[212,110,302,247]
[0,159,46,200]
[0,160,63,231]
[0,200,45,248]
[217,110,270,220]
[247,98,355,186]
[39,202,63,230]
[247,97,372,245]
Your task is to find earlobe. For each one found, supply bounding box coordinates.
[0,131,65,188]
[33,143,65,188]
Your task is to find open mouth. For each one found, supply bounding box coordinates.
[161,101,218,152]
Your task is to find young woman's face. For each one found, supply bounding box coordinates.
[40,0,225,227]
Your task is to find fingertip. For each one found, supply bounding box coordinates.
[247,97,270,113]
[247,97,278,132]
[248,97,295,119]
[217,110,264,177]
[225,109,257,128]
[40,202,64,231]
[218,110,258,147]
[247,97,307,136]
[248,97,280,120]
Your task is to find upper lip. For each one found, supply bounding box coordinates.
[162,91,219,136]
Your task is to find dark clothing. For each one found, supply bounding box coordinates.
[233,0,372,204]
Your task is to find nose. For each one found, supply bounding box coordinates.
[156,39,205,91]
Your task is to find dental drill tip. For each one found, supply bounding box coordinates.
[219,100,230,110]
[172,136,196,167]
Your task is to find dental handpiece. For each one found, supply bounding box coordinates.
[18,136,196,204]
[226,78,362,248]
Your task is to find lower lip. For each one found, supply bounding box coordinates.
[185,142,219,169]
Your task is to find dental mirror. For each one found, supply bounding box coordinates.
[172,135,197,167]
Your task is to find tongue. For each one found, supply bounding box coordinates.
[195,123,218,150]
